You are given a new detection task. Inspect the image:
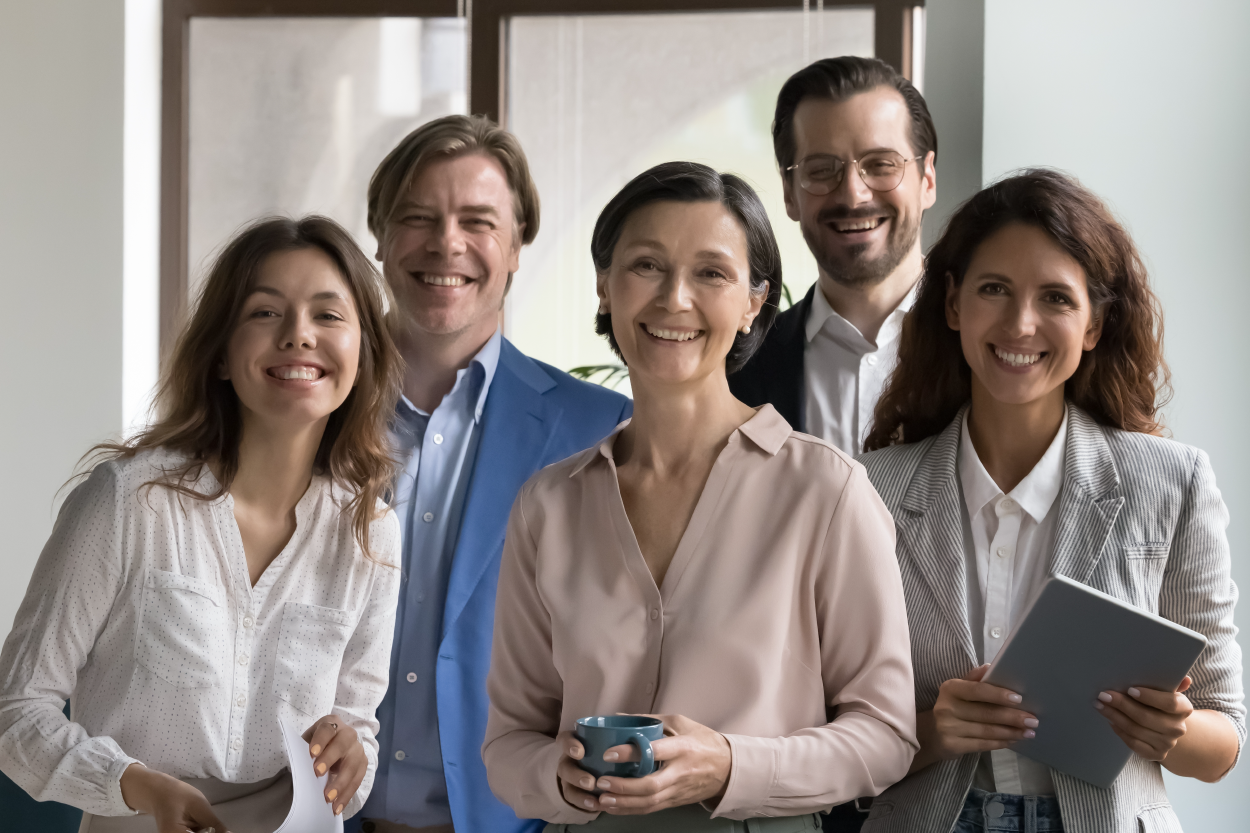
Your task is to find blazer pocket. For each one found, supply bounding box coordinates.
[273,602,356,716]
[1137,802,1182,833]
[1125,545,1169,613]
[135,569,229,688]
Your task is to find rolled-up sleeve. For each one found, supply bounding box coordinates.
[1162,449,1245,775]
[715,464,917,818]
[483,484,599,824]
[0,465,140,816]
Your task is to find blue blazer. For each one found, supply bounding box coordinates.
[352,340,631,833]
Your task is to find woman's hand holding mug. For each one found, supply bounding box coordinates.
[557,714,732,815]
[303,714,367,816]
[911,664,1038,773]
[118,762,229,833]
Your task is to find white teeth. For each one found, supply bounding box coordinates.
[422,274,467,286]
[276,366,320,380]
[645,325,701,342]
[994,347,1042,367]
[834,218,882,232]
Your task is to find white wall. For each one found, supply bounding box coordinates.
[0,0,126,630]
[982,0,1250,826]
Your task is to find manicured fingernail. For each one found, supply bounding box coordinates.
[1023,730,1035,739]
[583,799,595,809]
[1098,692,1113,703]
[1094,701,1105,710]
[334,804,343,815]
[316,762,327,775]
[1008,694,1022,704]
[1024,718,1039,728]
[1128,687,1141,698]
[603,751,618,761]
[326,789,338,802]
[597,779,611,791]
[599,795,616,806]
[582,777,595,789]
[310,745,321,756]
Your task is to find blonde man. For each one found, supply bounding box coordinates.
[351,115,631,833]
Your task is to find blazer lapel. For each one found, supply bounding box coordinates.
[441,341,560,639]
[1048,407,1124,583]
[894,409,978,664]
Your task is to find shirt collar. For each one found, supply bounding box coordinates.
[803,279,920,345]
[958,405,1068,523]
[569,403,791,477]
[395,328,502,425]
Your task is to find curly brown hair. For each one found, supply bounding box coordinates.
[864,169,1170,451]
[89,216,402,559]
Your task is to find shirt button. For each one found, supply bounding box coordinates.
[417,593,426,603]
[231,738,242,751]
[997,498,1018,516]
[407,672,418,683]
[423,512,435,523]
[237,655,249,666]
[394,750,406,761]
[650,608,659,620]
[433,434,444,445]
[990,627,1004,639]
[996,546,1011,558]
[242,616,254,629]
[866,354,879,366]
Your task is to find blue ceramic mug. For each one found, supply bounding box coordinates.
[574,715,664,779]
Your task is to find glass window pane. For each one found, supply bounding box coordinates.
[505,9,874,386]
[188,17,467,293]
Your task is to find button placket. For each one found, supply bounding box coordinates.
[226,602,257,773]
[984,497,1022,662]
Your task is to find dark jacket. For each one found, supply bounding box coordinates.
[729,285,814,432]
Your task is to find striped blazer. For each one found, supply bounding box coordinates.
[856,404,1245,833]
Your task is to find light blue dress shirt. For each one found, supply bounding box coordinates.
[363,330,501,828]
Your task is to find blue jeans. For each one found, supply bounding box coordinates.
[953,788,1064,833]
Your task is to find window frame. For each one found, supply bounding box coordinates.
[159,0,923,354]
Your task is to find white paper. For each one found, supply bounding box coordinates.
[275,717,344,833]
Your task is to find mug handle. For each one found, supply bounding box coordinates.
[623,732,655,777]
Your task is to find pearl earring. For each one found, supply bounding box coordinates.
[741,325,751,335]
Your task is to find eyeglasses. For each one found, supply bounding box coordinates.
[785,151,925,196]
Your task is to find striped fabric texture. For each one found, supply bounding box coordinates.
[856,404,1245,833]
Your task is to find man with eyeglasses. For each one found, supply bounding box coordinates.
[730,56,937,460]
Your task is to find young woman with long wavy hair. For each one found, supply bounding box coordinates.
[0,216,404,833]
[857,170,1243,833]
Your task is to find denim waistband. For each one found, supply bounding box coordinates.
[957,788,1064,833]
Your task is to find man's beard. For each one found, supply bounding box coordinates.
[802,206,921,289]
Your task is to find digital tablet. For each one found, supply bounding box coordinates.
[983,574,1206,788]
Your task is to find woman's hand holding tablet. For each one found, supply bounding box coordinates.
[910,664,1038,774]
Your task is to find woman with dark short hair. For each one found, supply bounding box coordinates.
[857,170,1244,832]
[0,216,404,832]
[482,162,918,832]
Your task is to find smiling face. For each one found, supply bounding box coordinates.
[783,87,935,288]
[222,247,362,430]
[377,152,522,345]
[947,222,1103,408]
[597,200,762,389]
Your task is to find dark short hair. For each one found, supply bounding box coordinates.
[591,162,782,375]
[773,56,937,176]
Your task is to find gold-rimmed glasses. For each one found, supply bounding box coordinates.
[785,151,925,196]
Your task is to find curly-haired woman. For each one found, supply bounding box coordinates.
[0,216,404,832]
[857,170,1244,832]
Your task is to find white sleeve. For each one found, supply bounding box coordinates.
[332,509,402,818]
[0,463,142,816]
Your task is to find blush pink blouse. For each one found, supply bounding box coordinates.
[482,405,917,823]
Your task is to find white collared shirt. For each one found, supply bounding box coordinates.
[958,408,1067,796]
[802,281,916,455]
[0,448,401,818]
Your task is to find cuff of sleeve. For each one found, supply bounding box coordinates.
[106,756,143,816]
[708,734,776,819]
[1212,711,1245,782]
[346,743,378,818]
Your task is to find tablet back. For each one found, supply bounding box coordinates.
[983,574,1206,788]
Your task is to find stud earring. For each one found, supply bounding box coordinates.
[741,325,751,335]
